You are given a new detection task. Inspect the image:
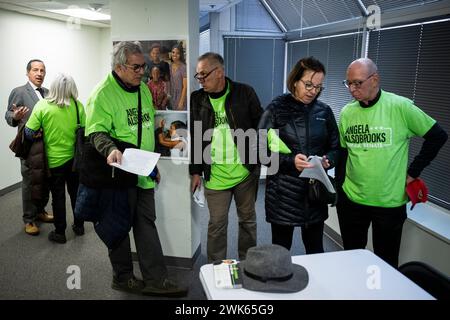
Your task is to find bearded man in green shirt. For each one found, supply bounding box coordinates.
[337,58,447,267]
[84,41,187,297]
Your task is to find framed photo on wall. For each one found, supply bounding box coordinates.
[113,39,187,111]
[155,112,188,159]
[113,39,189,159]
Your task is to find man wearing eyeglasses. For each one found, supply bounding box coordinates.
[82,41,187,297]
[336,58,447,267]
[189,52,263,263]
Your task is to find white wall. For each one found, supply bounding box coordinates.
[0,9,111,190]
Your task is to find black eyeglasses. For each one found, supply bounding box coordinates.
[343,73,376,89]
[194,67,218,81]
[124,63,147,73]
[300,79,324,92]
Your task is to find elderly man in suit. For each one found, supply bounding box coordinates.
[5,59,53,236]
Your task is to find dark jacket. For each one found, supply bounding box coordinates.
[79,138,138,189]
[189,78,263,181]
[25,135,49,203]
[258,94,340,227]
[75,184,130,249]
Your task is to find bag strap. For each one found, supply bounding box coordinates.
[137,88,142,149]
[74,98,81,127]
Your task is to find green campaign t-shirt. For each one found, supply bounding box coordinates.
[85,73,156,189]
[339,90,435,207]
[26,98,86,169]
[205,86,250,190]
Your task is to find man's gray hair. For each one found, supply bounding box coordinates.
[198,52,224,68]
[112,41,143,69]
[46,73,78,107]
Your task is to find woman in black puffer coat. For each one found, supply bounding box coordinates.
[258,56,339,253]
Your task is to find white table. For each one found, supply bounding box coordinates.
[199,249,434,300]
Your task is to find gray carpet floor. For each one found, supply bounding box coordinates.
[0,181,341,300]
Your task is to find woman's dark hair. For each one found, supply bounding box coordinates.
[286,56,326,94]
[171,44,185,63]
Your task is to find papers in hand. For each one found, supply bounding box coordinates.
[193,183,206,207]
[110,148,160,176]
[299,155,336,193]
[213,259,243,289]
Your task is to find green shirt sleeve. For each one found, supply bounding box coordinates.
[402,101,436,138]
[267,128,291,154]
[85,92,113,135]
[25,101,43,131]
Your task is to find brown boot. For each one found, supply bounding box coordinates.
[25,222,40,235]
[37,211,54,223]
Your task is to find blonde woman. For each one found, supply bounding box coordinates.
[25,73,85,244]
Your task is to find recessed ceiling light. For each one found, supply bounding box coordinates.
[47,8,110,21]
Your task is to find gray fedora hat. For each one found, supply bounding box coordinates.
[240,244,309,293]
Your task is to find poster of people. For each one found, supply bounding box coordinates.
[114,39,189,159]
[113,39,187,111]
[143,39,187,111]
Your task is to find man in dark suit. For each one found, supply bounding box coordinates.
[5,59,53,236]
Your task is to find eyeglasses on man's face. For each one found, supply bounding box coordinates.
[194,67,218,82]
[124,63,147,73]
[343,73,376,89]
[300,79,324,92]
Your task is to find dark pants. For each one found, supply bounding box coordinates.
[21,159,48,223]
[109,187,168,284]
[48,159,82,234]
[271,222,325,254]
[336,189,407,268]
[204,173,258,263]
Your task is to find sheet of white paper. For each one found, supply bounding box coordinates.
[299,155,336,193]
[193,183,206,207]
[110,148,160,176]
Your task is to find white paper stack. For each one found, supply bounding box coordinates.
[110,148,160,176]
[299,155,336,193]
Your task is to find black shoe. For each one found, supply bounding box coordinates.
[142,278,188,297]
[111,276,144,295]
[72,224,85,236]
[48,231,67,244]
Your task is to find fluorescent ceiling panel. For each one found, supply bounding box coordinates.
[47,8,110,20]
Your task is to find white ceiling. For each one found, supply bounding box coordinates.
[0,0,242,27]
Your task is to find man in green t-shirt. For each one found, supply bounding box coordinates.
[190,52,263,263]
[337,58,447,267]
[84,41,186,297]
